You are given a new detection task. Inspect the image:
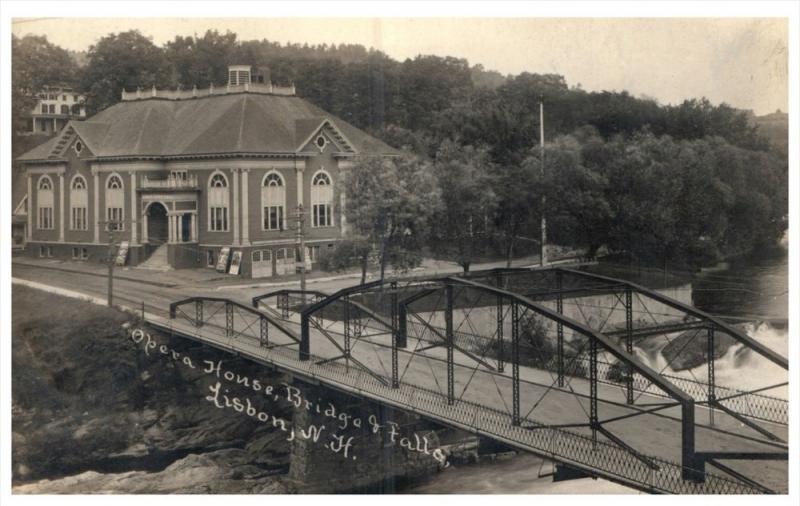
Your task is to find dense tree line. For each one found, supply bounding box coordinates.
[335,127,785,277]
[540,128,787,268]
[12,30,787,272]
[12,30,772,152]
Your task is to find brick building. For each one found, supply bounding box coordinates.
[16,66,398,278]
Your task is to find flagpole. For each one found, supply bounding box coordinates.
[540,98,547,267]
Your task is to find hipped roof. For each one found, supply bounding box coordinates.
[18,92,399,162]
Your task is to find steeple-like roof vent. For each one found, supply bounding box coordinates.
[228,65,251,86]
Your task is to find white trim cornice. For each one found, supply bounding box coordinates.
[26,164,66,175]
[167,159,300,171]
[91,161,165,172]
[141,193,199,202]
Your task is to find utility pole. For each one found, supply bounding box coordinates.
[102,220,122,307]
[540,97,547,267]
[293,203,307,292]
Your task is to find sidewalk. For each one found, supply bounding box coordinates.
[12,257,226,288]
[213,255,548,291]
[12,253,590,292]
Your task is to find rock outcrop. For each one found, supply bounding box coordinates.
[12,285,292,492]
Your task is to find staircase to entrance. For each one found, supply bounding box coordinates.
[139,243,171,271]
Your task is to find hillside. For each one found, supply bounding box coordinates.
[753,110,788,157]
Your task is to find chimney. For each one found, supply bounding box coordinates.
[228,65,252,86]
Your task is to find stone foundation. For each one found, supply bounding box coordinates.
[167,243,203,269]
[287,381,444,493]
[27,241,145,266]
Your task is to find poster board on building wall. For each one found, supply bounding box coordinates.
[216,247,230,273]
[115,241,129,266]
[228,250,242,275]
[305,246,313,272]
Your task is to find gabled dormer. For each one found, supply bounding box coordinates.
[296,118,358,155]
[45,123,95,161]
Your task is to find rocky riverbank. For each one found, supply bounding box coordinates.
[12,285,294,493]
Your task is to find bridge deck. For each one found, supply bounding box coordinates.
[152,306,786,494]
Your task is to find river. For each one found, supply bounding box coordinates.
[652,249,789,397]
[402,246,789,494]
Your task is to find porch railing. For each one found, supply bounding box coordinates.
[141,174,199,190]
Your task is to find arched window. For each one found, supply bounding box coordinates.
[48,104,55,114]
[210,173,228,187]
[311,170,333,228]
[105,173,124,230]
[37,175,54,230]
[70,175,88,230]
[265,173,283,185]
[312,172,331,186]
[71,175,86,189]
[208,171,229,232]
[262,171,285,231]
[60,104,69,115]
[107,175,123,189]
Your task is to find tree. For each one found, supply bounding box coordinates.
[317,238,372,274]
[661,99,768,151]
[470,64,507,90]
[163,30,248,89]
[81,30,169,114]
[538,129,612,259]
[429,140,498,272]
[493,158,543,267]
[432,88,529,165]
[339,154,440,283]
[586,130,785,268]
[709,138,787,258]
[376,124,436,158]
[396,55,474,131]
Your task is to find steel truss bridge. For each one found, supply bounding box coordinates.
[154,266,788,494]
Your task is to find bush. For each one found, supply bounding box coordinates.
[317,239,369,272]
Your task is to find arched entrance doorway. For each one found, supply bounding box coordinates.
[146,202,168,244]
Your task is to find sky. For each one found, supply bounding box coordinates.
[11,17,789,115]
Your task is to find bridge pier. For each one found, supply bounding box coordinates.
[476,437,515,457]
[287,380,444,493]
[553,463,595,482]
